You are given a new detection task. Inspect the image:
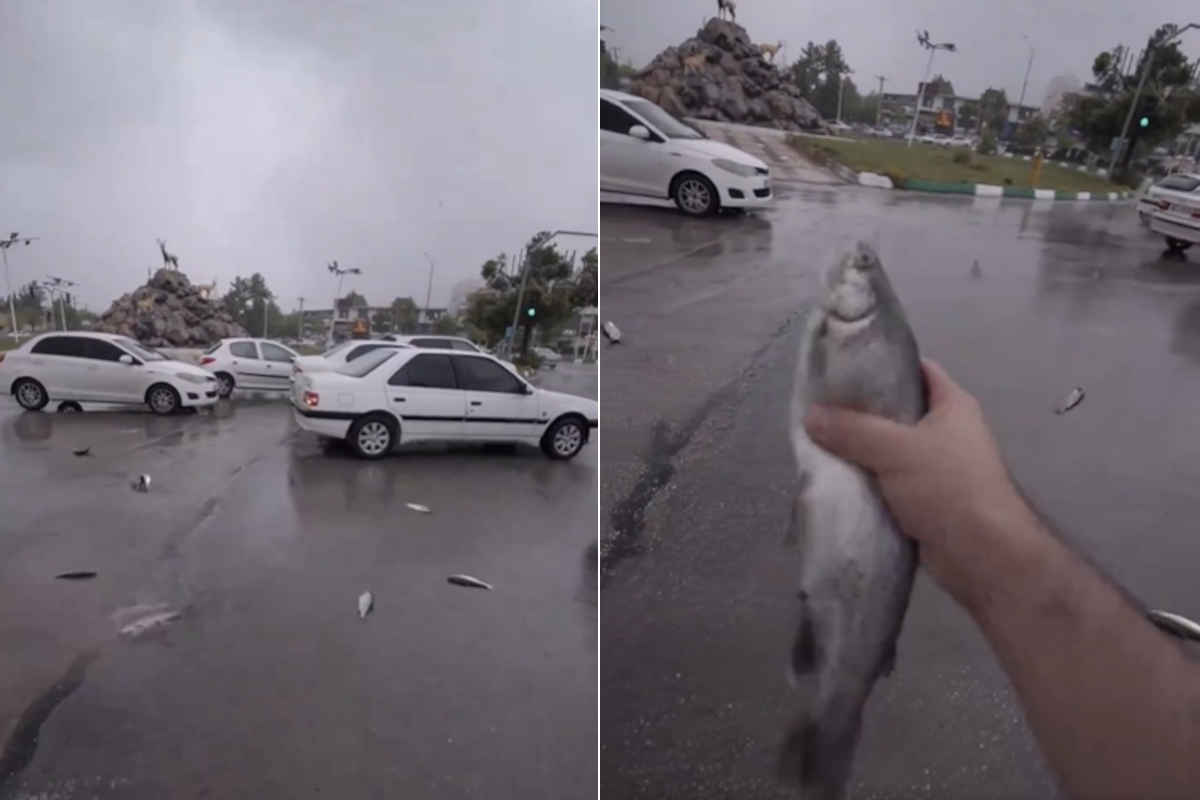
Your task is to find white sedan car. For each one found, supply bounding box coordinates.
[1137,173,1200,225]
[291,347,598,460]
[291,339,411,380]
[383,334,518,372]
[1149,188,1200,254]
[1,331,218,414]
[199,337,301,397]
[601,88,771,216]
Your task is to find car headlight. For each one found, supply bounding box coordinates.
[176,372,208,384]
[712,158,760,177]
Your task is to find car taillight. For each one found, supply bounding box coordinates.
[303,391,319,408]
[200,356,216,365]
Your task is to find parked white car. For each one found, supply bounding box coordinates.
[532,346,562,367]
[199,338,302,397]
[1,332,218,414]
[601,88,771,216]
[1137,173,1200,225]
[291,339,411,381]
[1149,187,1200,254]
[291,347,598,460]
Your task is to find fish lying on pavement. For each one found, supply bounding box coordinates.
[358,591,373,619]
[1055,386,1085,415]
[447,575,493,590]
[783,241,927,799]
[602,321,622,344]
[406,503,431,514]
[119,609,182,639]
[131,474,152,492]
[73,447,91,457]
[1146,609,1200,642]
[55,571,97,580]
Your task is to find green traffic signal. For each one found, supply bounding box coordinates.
[1139,116,1149,128]
[527,308,536,317]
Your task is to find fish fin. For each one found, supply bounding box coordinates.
[782,476,810,548]
[790,607,821,679]
[777,698,864,800]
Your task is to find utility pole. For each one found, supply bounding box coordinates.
[1117,23,1200,168]
[1015,35,1035,139]
[46,276,75,330]
[1,233,38,339]
[874,75,886,128]
[297,296,305,339]
[326,260,362,347]
[907,30,957,147]
[422,251,436,331]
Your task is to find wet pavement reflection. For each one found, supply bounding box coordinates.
[0,363,596,799]
[601,188,1200,798]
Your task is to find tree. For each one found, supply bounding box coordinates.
[788,42,825,99]
[920,74,955,103]
[221,273,279,334]
[335,290,367,316]
[601,38,620,90]
[570,248,597,308]
[1014,114,1050,148]
[433,315,459,335]
[978,87,1010,133]
[389,297,419,333]
[957,100,978,130]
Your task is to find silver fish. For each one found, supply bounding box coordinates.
[119,609,181,638]
[602,321,622,343]
[783,241,926,798]
[359,591,373,619]
[406,502,431,514]
[1146,609,1200,642]
[1055,386,1084,415]
[447,574,493,590]
[131,474,151,492]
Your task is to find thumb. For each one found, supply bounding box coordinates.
[804,405,918,473]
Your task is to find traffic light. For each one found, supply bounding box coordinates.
[527,307,536,318]
[1139,116,1150,128]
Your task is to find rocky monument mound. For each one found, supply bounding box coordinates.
[94,268,247,347]
[629,18,824,132]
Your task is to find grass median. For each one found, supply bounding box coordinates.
[788,136,1123,194]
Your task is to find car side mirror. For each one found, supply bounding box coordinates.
[119,354,135,365]
[523,384,535,395]
[628,125,651,141]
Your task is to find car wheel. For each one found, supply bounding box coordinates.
[1166,237,1193,252]
[146,383,181,415]
[672,172,719,216]
[13,378,49,411]
[347,414,396,460]
[214,371,235,398]
[57,401,83,414]
[541,415,586,460]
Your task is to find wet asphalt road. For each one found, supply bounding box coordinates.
[0,364,596,800]
[600,186,1200,798]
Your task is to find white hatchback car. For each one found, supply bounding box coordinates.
[291,339,411,381]
[199,338,302,397]
[1,332,219,414]
[600,88,771,216]
[384,334,518,371]
[291,347,598,460]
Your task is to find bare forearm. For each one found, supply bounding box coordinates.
[951,492,1200,799]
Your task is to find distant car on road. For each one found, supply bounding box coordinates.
[199,338,302,397]
[600,88,771,216]
[1,332,218,414]
[1149,185,1200,254]
[383,335,518,372]
[1138,173,1200,225]
[532,346,562,367]
[291,339,411,382]
[291,347,598,460]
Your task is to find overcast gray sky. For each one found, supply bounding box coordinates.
[602,0,1199,107]
[1,0,597,313]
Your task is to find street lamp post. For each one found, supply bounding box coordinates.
[836,69,854,125]
[1115,22,1199,168]
[326,260,362,347]
[1,233,38,339]
[907,30,957,148]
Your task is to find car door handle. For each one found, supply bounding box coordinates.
[392,396,406,402]
[469,400,482,406]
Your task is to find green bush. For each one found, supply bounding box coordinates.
[978,131,998,156]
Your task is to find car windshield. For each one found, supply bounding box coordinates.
[623,99,703,140]
[1158,175,1200,192]
[336,347,398,377]
[116,337,166,361]
[322,341,354,358]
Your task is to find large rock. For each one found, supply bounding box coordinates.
[93,268,247,347]
[629,18,824,132]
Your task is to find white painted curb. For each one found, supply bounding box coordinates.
[857,171,894,189]
[1077,192,1091,200]
[1034,189,1055,200]
[974,184,1003,197]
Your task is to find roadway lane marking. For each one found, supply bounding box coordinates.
[605,239,725,288]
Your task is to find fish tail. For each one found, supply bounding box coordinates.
[777,693,865,800]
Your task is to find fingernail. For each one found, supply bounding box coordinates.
[805,406,830,438]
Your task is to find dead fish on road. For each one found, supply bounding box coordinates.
[55,571,97,580]
[784,241,926,798]
[358,591,374,619]
[1146,609,1200,642]
[970,259,982,278]
[73,447,91,457]
[447,574,493,590]
[131,474,152,492]
[1055,386,1085,415]
[119,609,182,639]
[602,321,622,343]
[405,502,431,514]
